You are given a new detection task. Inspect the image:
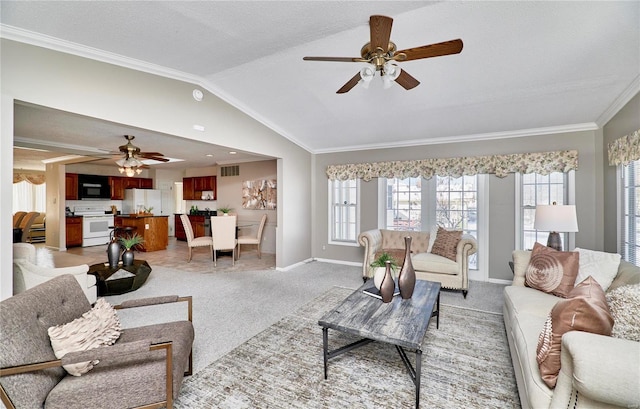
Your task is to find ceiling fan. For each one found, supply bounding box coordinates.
[303,15,463,94]
[114,135,168,176]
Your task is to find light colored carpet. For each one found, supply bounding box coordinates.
[173,286,520,408]
[104,261,508,375]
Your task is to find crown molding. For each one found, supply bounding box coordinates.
[313,123,600,154]
[596,74,640,127]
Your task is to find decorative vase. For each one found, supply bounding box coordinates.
[122,249,134,267]
[107,241,121,269]
[373,267,387,289]
[379,261,395,303]
[398,236,416,299]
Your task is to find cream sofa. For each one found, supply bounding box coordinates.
[358,228,477,297]
[503,250,640,409]
[13,243,97,304]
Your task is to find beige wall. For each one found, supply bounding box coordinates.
[313,129,604,282]
[1,39,311,299]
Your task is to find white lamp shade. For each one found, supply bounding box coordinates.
[534,205,578,232]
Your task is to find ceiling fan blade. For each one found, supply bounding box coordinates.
[395,69,420,90]
[303,56,363,63]
[142,155,169,162]
[336,72,362,94]
[396,39,463,61]
[370,15,393,53]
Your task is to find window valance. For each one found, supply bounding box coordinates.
[326,150,578,181]
[608,129,640,166]
[13,173,45,185]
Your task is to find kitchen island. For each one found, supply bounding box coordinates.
[114,215,169,252]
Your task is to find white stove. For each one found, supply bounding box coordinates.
[74,206,114,247]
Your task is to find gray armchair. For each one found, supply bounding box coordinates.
[0,274,194,409]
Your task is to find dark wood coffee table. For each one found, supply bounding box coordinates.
[88,260,152,296]
[318,280,440,408]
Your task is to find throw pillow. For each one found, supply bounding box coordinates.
[431,227,462,261]
[35,247,55,268]
[48,298,121,376]
[536,276,613,388]
[427,225,439,253]
[606,283,640,342]
[573,247,621,291]
[525,242,579,298]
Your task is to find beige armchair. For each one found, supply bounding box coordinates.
[358,228,477,298]
[12,243,97,304]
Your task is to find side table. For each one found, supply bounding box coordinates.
[88,260,152,296]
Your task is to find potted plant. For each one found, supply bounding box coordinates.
[217,205,233,216]
[119,233,144,266]
[370,252,399,289]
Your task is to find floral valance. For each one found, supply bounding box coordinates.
[326,150,578,181]
[608,129,640,166]
[13,173,45,185]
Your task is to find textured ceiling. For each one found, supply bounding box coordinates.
[3,1,639,171]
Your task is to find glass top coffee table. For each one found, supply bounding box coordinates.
[318,279,440,408]
[88,260,152,296]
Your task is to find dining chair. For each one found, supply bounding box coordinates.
[237,214,267,259]
[180,214,213,262]
[210,215,238,267]
[18,212,39,243]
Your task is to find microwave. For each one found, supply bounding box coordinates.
[78,174,111,200]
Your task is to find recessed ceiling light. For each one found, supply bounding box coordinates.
[205,154,214,157]
[192,89,203,101]
[193,124,205,131]
[229,151,237,155]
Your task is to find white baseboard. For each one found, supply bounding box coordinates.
[312,258,361,267]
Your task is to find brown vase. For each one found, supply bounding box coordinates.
[398,236,416,299]
[379,261,395,303]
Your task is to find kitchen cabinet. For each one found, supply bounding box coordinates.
[183,176,216,200]
[174,214,206,241]
[65,173,78,200]
[109,176,153,199]
[115,215,169,252]
[66,216,83,247]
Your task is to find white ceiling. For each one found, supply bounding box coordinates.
[3,1,639,171]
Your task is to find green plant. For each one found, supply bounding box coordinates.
[218,205,233,214]
[144,206,154,213]
[119,233,145,250]
[369,252,399,273]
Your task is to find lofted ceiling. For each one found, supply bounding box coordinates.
[3,1,639,171]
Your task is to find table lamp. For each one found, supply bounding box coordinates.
[533,202,578,251]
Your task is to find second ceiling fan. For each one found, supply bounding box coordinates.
[303,15,463,94]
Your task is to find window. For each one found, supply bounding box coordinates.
[384,177,422,231]
[13,181,46,213]
[517,172,571,250]
[381,175,479,270]
[620,160,639,264]
[329,179,359,244]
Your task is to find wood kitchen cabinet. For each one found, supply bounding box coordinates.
[109,176,153,199]
[183,176,216,200]
[115,215,168,252]
[65,173,78,200]
[174,214,206,241]
[65,216,83,247]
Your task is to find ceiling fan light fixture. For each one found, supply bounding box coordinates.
[359,66,375,89]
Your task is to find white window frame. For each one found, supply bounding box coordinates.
[328,179,360,246]
[515,171,575,251]
[617,161,639,264]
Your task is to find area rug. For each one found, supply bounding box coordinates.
[174,287,521,408]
